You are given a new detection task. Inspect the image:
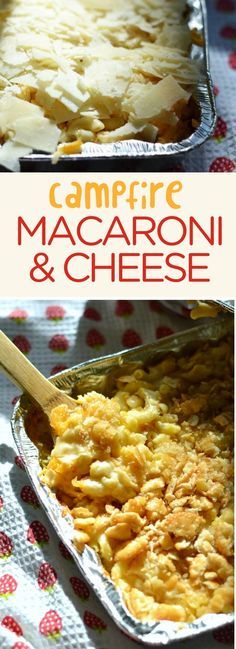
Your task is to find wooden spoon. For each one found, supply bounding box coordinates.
[0,330,76,417]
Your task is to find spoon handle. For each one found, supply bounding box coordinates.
[0,330,74,414]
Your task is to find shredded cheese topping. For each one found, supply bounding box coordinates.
[0,0,199,169]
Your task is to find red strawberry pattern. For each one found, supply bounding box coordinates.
[13,336,31,355]
[167,162,185,172]
[181,305,191,317]
[229,51,236,69]
[213,84,219,96]
[209,156,236,172]
[21,486,39,508]
[58,540,72,560]
[84,307,101,321]
[13,644,30,649]
[49,334,69,353]
[149,300,162,313]
[15,455,25,470]
[213,116,227,141]
[50,364,68,375]
[0,574,17,598]
[70,576,90,600]
[216,0,235,11]
[1,616,22,636]
[46,305,66,321]
[84,611,107,633]
[39,610,62,638]
[213,623,234,644]
[115,300,134,318]
[156,326,174,339]
[0,497,3,511]
[9,309,28,324]
[12,396,20,406]
[220,25,236,39]
[122,329,142,348]
[0,532,13,559]
[38,563,57,591]
[27,521,49,546]
[86,329,105,349]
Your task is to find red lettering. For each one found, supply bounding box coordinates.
[157,217,186,245]
[103,217,130,246]
[218,216,223,245]
[91,253,116,282]
[77,216,102,245]
[165,253,186,282]
[64,253,89,282]
[48,216,76,245]
[142,254,164,282]
[119,253,140,282]
[18,216,46,245]
[189,217,215,246]
[189,253,210,282]
[133,217,156,245]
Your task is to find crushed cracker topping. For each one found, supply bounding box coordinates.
[43,337,234,623]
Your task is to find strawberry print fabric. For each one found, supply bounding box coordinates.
[171,0,236,172]
[0,300,234,649]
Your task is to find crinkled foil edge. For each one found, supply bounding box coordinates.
[162,300,235,317]
[21,0,216,166]
[11,318,234,645]
[208,300,235,314]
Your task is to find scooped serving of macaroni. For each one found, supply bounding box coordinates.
[43,338,234,623]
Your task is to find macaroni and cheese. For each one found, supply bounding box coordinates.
[0,0,199,169]
[43,338,234,623]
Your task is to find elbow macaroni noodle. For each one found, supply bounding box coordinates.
[43,338,234,623]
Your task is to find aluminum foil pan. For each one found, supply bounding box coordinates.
[11,318,234,645]
[209,300,235,314]
[162,300,235,317]
[20,0,216,169]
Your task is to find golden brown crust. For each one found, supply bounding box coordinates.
[43,337,234,623]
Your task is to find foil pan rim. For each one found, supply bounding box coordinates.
[20,0,216,165]
[11,319,234,645]
[208,300,234,314]
[162,300,235,316]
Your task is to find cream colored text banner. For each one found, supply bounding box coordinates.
[0,172,235,298]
